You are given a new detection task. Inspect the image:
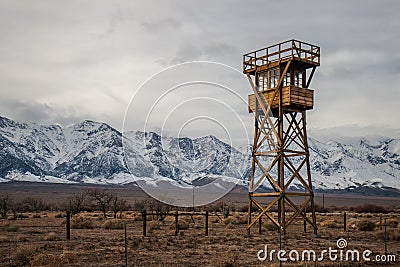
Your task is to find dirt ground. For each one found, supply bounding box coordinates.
[0,210,399,267]
[0,183,399,266]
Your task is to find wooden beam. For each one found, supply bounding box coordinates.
[306,67,316,88]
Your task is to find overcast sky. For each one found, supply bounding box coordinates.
[0,0,399,143]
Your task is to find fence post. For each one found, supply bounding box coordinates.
[142,210,147,236]
[124,221,128,267]
[66,211,70,240]
[175,211,179,236]
[343,212,347,231]
[303,219,307,233]
[384,218,387,256]
[205,211,209,236]
[259,217,262,234]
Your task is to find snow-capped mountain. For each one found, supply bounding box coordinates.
[0,116,248,185]
[308,137,400,190]
[0,116,399,191]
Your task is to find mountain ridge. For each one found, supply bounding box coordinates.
[0,116,399,192]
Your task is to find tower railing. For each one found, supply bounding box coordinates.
[243,39,320,73]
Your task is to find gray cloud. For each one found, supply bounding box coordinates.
[160,42,238,66]
[0,0,399,141]
[141,17,182,32]
[0,99,85,126]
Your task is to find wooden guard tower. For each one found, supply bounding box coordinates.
[243,39,320,235]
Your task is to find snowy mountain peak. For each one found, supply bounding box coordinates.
[0,116,399,191]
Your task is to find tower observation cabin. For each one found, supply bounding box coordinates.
[244,39,320,235]
[245,39,320,116]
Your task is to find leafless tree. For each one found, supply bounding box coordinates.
[88,188,114,218]
[149,198,171,221]
[20,197,47,212]
[133,199,147,212]
[111,195,129,219]
[0,193,11,218]
[9,200,23,220]
[66,191,88,216]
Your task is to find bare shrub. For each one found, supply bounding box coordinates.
[356,220,376,231]
[0,221,9,227]
[208,201,235,218]
[234,213,247,224]
[12,245,37,266]
[148,221,161,233]
[42,232,61,241]
[237,204,257,213]
[375,228,400,241]
[102,219,124,230]
[211,217,220,223]
[386,218,398,228]
[30,251,78,266]
[1,221,19,232]
[71,216,94,229]
[60,251,79,264]
[16,234,27,242]
[223,216,236,225]
[224,214,247,225]
[264,223,278,231]
[30,254,59,266]
[215,254,238,267]
[320,219,340,228]
[178,219,190,230]
[0,234,8,242]
[133,213,143,221]
[314,204,331,213]
[54,213,65,218]
[226,223,235,229]
[350,204,390,214]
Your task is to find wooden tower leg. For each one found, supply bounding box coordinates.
[247,194,252,235]
[302,111,318,235]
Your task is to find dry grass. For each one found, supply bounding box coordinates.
[0,210,398,266]
[102,219,124,230]
[320,219,341,228]
[375,228,400,241]
[223,214,247,225]
[71,216,95,229]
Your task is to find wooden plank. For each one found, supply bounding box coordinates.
[248,86,313,113]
